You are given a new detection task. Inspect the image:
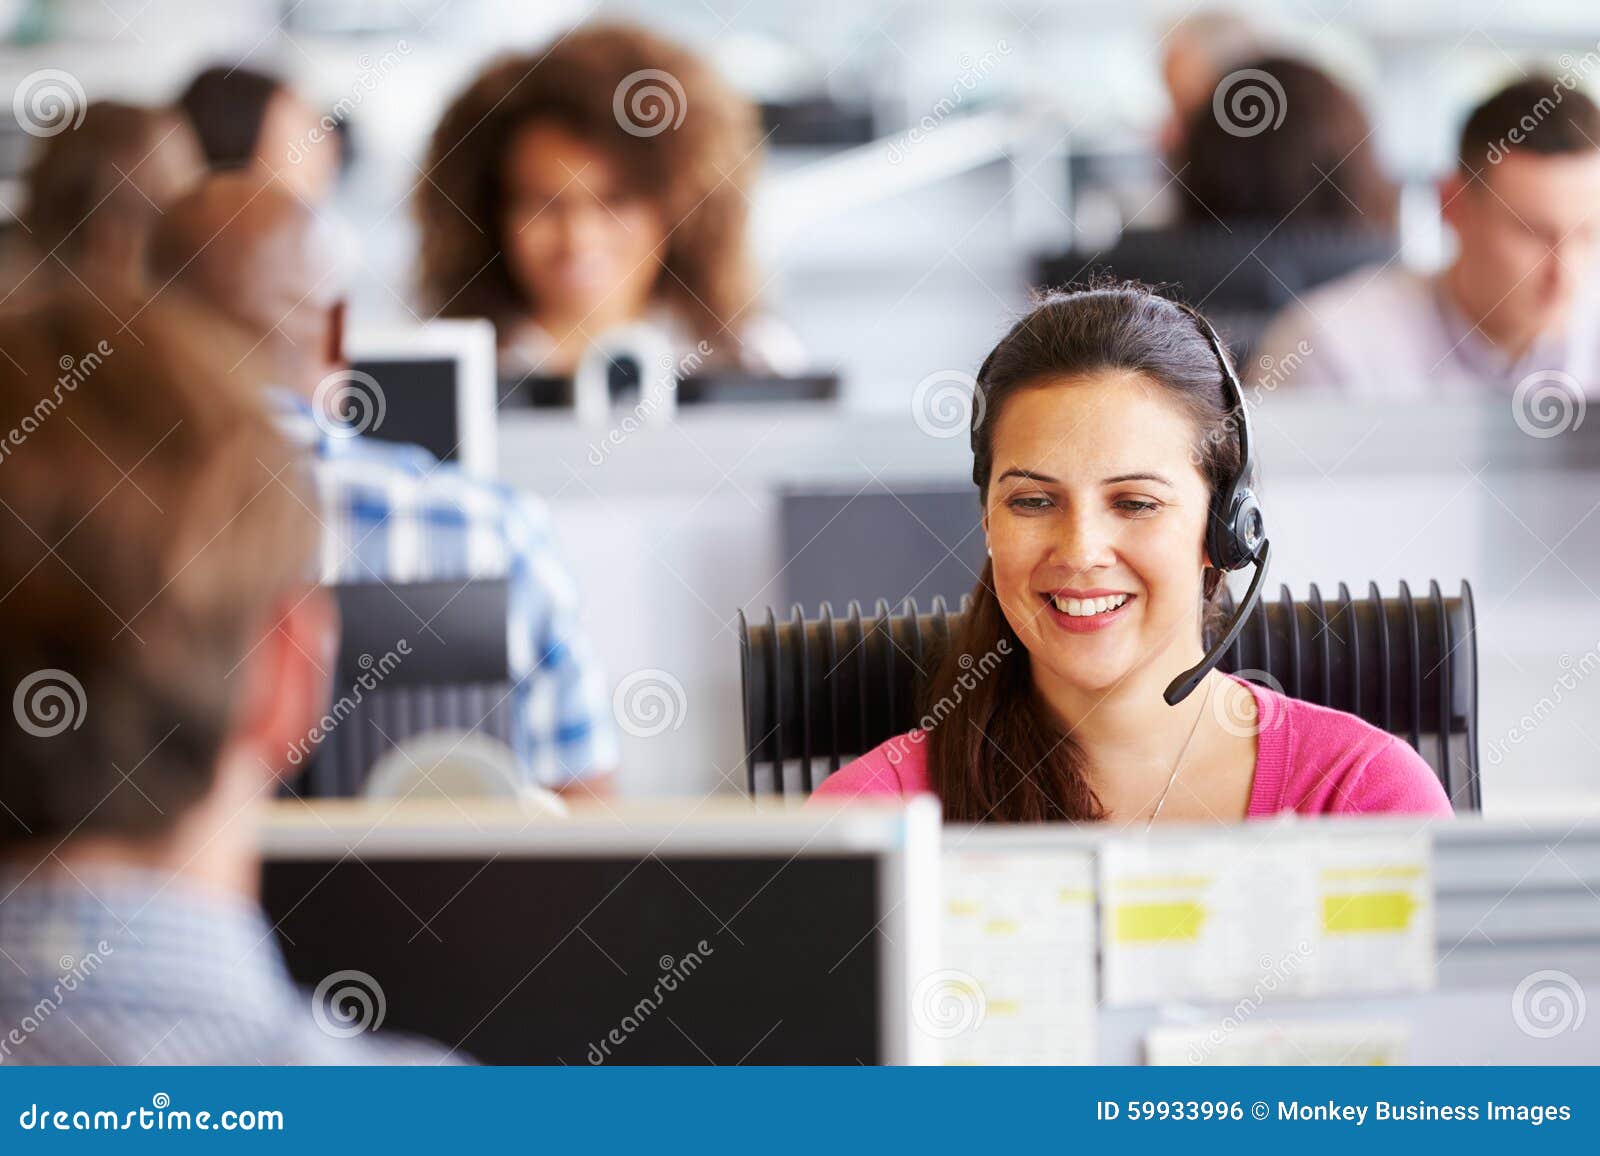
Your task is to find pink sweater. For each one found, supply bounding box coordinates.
[810,674,1453,817]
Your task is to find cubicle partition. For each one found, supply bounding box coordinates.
[931,814,1600,1065]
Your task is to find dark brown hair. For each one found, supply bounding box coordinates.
[23,101,199,284]
[178,65,284,170]
[1457,74,1600,173]
[1179,55,1397,231]
[923,286,1242,823]
[416,22,760,344]
[0,288,316,847]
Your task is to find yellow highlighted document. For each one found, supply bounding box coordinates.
[1322,891,1417,933]
[1114,901,1207,943]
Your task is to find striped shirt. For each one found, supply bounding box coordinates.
[272,389,616,787]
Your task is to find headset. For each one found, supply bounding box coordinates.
[1163,304,1272,706]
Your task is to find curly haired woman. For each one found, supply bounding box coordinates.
[417,23,802,379]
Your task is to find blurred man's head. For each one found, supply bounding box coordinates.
[0,289,331,878]
[1443,77,1600,354]
[178,66,340,202]
[148,172,344,393]
[23,101,204,288]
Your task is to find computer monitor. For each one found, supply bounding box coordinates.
[344,318,498,478]
[676,371,840,406]
[259,799,940,1064]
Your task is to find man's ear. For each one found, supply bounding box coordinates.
[1438,172,1469,232]
[325,298,346,369]
[221,586,338,789]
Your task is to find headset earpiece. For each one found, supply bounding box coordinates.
[1163,300,1273,706]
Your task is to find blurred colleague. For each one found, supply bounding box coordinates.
[814,287,1451,822]
[418,22,801,379]
[0,289,447,1063]
[148,174,618,794]
[179,65,340,201]
[1255,77,1600,395]
[1179,56,1397,233]
[8,101,202,294]
[1159,7,1263,158]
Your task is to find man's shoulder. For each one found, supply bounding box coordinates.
[1290,262,1431,327]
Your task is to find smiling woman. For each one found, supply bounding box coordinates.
[812,286,1453,824]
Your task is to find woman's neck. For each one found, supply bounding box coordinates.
[1031,648,1223,780]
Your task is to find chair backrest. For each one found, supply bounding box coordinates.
[288,579,515,798]
[738,580,1480,813]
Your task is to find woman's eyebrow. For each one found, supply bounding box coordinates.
[997,468,1176,487]
[1103,471,1175,487]
[996,467,1058,483]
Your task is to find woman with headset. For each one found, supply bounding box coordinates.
[814,286,1452,823]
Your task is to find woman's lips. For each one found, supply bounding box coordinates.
[1037,592,1135,634]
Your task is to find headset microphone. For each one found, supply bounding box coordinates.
[1163,306,1271,707]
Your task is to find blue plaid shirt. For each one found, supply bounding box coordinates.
[0,867,453,1065]
[272,390,616,788]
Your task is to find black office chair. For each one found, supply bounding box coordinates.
[1035,222,1398,358]
[738,580,1480,813]
[286,579,515,797]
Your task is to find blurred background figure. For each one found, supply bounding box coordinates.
[148,173,618,796]
[1255,76,1600,395]
[9,100,201,293]
[418,22,802,379]
[1178,55,1397,235]
[0,287,446,1063]
[1158,6,1263,158]
[179,64,341,202]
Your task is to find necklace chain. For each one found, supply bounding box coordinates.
[1145,677,1215,830]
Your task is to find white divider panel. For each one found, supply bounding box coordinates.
[933,847,1098,1064]
[1099,829,1435,1006]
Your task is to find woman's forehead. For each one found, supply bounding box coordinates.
[989,373,1200,476]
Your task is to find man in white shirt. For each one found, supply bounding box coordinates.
[1255,76,1600,400]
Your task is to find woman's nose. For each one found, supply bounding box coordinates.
[1048,511,1118,574]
